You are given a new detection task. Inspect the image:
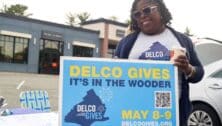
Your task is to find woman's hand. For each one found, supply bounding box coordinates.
[173,55,192,75]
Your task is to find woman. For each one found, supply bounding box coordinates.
[115,0,204,125]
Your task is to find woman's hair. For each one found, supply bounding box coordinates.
[130,0,172,32]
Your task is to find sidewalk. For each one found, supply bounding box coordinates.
[0,72,59,111]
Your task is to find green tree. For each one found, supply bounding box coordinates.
[184,27,193,36]
[66,12,90,26]
[77,12,90,24]
[1,4,32,17]
[66,12,77,26]
[109,16,118,21]
[125,19,133,34]
[125,19,131,26]
[0,4,7,13]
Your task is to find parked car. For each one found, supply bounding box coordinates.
[188,59,222,126]
[195,40,222,66]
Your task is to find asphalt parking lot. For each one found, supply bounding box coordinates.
[0,72,59,111]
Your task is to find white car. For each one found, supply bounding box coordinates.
[194,39,222,66]
[188,59,222,126]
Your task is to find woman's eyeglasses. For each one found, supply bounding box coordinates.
[133,6,158,19]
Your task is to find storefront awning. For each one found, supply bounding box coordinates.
[0,30,32,38]
[72,41,96,48]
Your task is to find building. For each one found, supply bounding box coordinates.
[0,13,100,74]
[81,18,128,58]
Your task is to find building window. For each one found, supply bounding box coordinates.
[39,39,63,74]
[40,39,63,54]
[0,34,29,64]
[107,44,116,58]
[116,29,125,38]
[73,46,93,57]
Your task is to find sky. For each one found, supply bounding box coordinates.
[1,0,222,40]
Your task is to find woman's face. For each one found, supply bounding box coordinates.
[133,0,164,35]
